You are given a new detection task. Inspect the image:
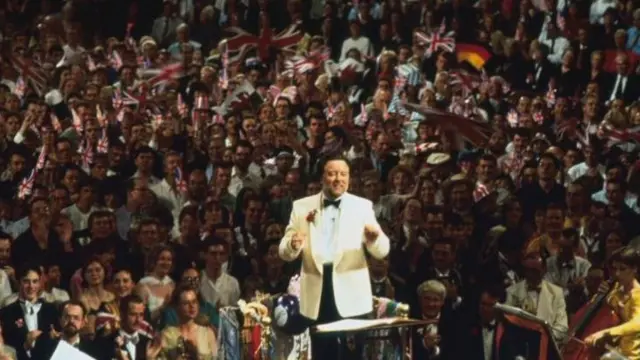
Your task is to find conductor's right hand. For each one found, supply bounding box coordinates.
[597,281,611,295]
[291,233,305,251]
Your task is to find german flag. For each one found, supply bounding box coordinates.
[456,43,492,70]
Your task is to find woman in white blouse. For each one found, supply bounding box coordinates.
[137,245,175,321]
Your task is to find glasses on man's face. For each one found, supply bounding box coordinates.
[183,276,199,283]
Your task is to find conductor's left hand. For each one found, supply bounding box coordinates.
[364,224,379,244]
[585,330,610,347]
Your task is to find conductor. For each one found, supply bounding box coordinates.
[279,155,390,359]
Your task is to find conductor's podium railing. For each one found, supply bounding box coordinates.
[216,295,413,360]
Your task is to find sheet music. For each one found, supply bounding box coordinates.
[50,340,96,360]
[314,318,400,333]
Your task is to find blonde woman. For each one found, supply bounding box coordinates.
[160,287,217,359]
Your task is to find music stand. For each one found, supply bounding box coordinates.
[493,303,563,360]
[312,317,432,359]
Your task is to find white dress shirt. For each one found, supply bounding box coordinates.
[61,204,102,232]
[199,271,241,307]
[318,196,341,265]
[566,162,605,184]
[119,330,139,360]
[537,33,570,64]
[609,74,629,101]
[482,321,496,360]
[228,166,262,197]
[20,300,42,331]
[589,0,615,24]
[150,179,187,223]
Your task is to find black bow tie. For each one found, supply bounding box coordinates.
[560,261,574,269]
[528,284,542,292]
[483,323,496,330]
[323,199,341,208]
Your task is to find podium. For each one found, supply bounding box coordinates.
[312,317,432,359]
[493,303,563,360]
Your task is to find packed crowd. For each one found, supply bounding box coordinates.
[0,0,640,359]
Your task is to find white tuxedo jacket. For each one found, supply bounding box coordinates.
[505,279,568,340]
[279,192,390,320]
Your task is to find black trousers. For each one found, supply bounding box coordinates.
[310,264,367,360]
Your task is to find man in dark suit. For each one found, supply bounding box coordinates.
[95,294,159,360]
[459,286,504,360]
[369,132,399,183]
[0,264,59,360]
[526,44,557,93]
[31,300,99,359]
[411,280,460,359]
[607,53,640,104]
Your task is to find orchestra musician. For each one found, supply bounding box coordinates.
[585,247,640,358]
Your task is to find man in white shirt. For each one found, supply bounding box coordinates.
[340,20,374,62]
[228,141,263,197]
[538,21,570,65]
[199,238,241,308]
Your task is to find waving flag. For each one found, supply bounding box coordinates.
[223,21,303,62]
[36,148,47,171]
[414,20,456,57]
[174,168,188,193]
[11,56,48,96]
[97,128,109,154]
[456,43,492,70]
[18,170,36,200]
[404,102,491,148]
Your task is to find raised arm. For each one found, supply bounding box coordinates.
[279,206,304,262]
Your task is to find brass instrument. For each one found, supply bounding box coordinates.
[372,296,410,318]
[176,336,197,360]
[238,293,273,359]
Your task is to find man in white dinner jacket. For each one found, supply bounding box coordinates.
[279,154,390,359]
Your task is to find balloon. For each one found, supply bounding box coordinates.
[272,294,308,335]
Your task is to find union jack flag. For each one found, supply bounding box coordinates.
[414,20,456,58]
[11,56,48,96]
[450,70,482,98]
[219,44,229,90]
[354,103,368,127]
[177,93,189,118]
[109,51,123,70]
[97,128,109,154]
[284,46,331,76]
[71,108,83,133]
[416,142,440,153]
[80,143,94,170]
[507,110,519,127]
[174,167,188,193]
[533,112,545,125]
[144,63,184,88]
[212,113,224,125]
[95,311,155,338]
[36,149,47,171]
[13,76,26,98]
[50,113,62,132]
[18,170,36,200]
[473,182,491,203]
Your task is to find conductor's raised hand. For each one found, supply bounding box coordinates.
[363,224,379,244]
[291,232,305,251]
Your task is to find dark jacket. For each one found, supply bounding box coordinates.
[0,300,59,360]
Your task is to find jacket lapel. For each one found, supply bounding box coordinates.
[308,193,323,271]
[536,281,552,320]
